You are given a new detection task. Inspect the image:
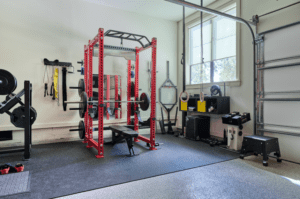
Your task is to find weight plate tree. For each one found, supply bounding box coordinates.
[0,69,17,95]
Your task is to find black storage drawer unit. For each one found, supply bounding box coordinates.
[186,116,210,140]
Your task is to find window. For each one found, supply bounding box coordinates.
[190,8,237,85]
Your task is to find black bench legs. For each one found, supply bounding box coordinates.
[112,131,136,157]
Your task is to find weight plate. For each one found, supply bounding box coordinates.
[140,92,150,111]
[78,79,85,96]
[0,69,17,95]
[79,92,88,118]
[10,106,37,128]
[131,82,135,97]
[79,120,85,139]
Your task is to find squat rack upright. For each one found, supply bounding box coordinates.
[83,28,157,158]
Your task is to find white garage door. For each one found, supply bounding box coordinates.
[256,22,300,163]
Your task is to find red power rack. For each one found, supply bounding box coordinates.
[83,28,157,158]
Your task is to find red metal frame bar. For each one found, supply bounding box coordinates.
[97,28,105,158]
[115,75,118,119]
[106,75,110,120]
[86,41,94,148]
[127,60,131,125]
[83,46,88,144]
[134,48,140,142]
[149,38,157,150]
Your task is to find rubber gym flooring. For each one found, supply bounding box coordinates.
[0,134,240,199]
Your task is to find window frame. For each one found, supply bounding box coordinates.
[186,1,241,88]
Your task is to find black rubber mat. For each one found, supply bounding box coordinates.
[0,134,239,199]
[0,171,30,197]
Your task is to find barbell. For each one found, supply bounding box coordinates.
[65,92,151,118]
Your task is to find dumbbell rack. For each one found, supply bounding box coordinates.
[83,28,157,158]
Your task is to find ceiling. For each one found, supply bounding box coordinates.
[83,0,217,21]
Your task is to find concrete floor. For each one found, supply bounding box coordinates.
[58,156,300,199]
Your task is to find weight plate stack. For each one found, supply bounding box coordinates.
[0,69,17,95]
[10,106,37,128]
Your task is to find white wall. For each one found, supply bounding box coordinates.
[0,0,177,146]
[177,0,300,162]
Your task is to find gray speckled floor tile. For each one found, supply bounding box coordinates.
[59,158,300,199]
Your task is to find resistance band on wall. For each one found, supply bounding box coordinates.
[54,68,59,105]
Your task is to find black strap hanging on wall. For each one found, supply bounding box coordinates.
[62,68,67,111]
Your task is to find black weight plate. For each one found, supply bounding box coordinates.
[0,69,17,95]
[79,92,88,118]
[79,120,85,139]
[10,106,37,128]
[131,82,135,97]
[140,93,150,111]
[78,79,85,96]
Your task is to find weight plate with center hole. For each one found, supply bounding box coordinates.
[140,92,150,111]
[79,92,88,118]
[0,69,17,95]
[79,120,85,139]
[78,79,85,96]
[10,106,37,128]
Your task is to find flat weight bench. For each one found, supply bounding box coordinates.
[109,125,139,156]
[240,135,282,166]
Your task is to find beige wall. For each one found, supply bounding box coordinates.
[177,0,300,162]
[0,0,177,146]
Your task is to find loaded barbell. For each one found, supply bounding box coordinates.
[65,91,151,118]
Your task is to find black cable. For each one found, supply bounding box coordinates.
[62,68,67,111]
[259,1,300,18]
